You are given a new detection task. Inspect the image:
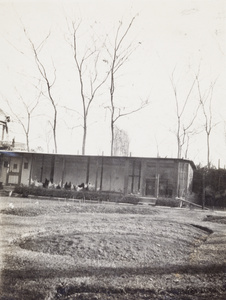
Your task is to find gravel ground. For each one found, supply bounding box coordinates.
[0,196,226,299]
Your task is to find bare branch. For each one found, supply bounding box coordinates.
[113,99,149,124]
[196,74,218,168]
[70,20,110,154]
[23,28,58,153]
[170,67,201,158]
[106,16,139,155]
[2,89,41,151]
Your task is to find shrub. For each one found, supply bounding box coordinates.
[193,166,226,208]
[13,186,185,207]
[156,198,181,207]
[13,186,127,203]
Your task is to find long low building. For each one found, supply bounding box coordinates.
[0,151,195,199]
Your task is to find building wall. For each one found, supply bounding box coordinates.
[31,154,43,182]
[187,163,194,193]
[127,159,141,194]
[177,162,192,198]
[158,160,175,198]
[89,157,100,191]
[0,155,8,184]
[53,155,64,186]
[20,154,31,185]
[0,151,195,198]
[138,159,177,198]
[63,155,88,185]
[101,157,125,193]
[0,152,24,185]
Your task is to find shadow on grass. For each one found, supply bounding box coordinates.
[2,263,226,281]
[1,264,226,300]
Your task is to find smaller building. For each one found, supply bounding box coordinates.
[0,151,195,199]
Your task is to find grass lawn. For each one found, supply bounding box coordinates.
[0,197,226,299]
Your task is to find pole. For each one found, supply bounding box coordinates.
[1,124,4,140]
[202,171,205,210]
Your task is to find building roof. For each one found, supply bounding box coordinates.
[0,150,197,170]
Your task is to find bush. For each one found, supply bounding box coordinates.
[13,186,128,203]
[156,198,182,207]
[13,186,186,207]
[193,166,226,208]
[120,195,141,205]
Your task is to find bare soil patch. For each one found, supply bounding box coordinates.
[0,197,226,300]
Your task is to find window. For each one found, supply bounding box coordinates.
[24,162,29,169]
[3,161,8,168]
[13,164,17,170]
[128,160,141,194]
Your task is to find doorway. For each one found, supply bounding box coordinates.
[145,178,156,196]
[6,156,22,185]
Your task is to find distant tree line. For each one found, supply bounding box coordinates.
[193,166,226,208]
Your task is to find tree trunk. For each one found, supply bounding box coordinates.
[110,117,114,156]
[207,133,210,169]
[26,134,29,152]
[202,171,206,209]
[82,120,87,155]
[53,108,57,154]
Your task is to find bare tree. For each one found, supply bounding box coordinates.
[105,16,149,155]
[42,121,54,153]
[196,76,218,169]
[170,68,200,158]
[106,99,148,156]
[3,92,40,151]
[113,126,130,156]
[24,29,58,153]
[69,22,109,155]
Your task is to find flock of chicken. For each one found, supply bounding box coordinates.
[30,178,95,191]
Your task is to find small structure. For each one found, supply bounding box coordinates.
[0,109,11,150]
[0,151,195,199]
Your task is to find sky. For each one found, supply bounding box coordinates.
[0,0,226,167]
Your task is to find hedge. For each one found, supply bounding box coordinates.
[155,197,182,207]
[13,186,184,207]
[13,186,141,205]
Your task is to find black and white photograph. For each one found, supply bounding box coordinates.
[0,0,226,299]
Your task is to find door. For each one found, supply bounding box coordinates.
[6,156,22,185]
[145,178,156,196]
